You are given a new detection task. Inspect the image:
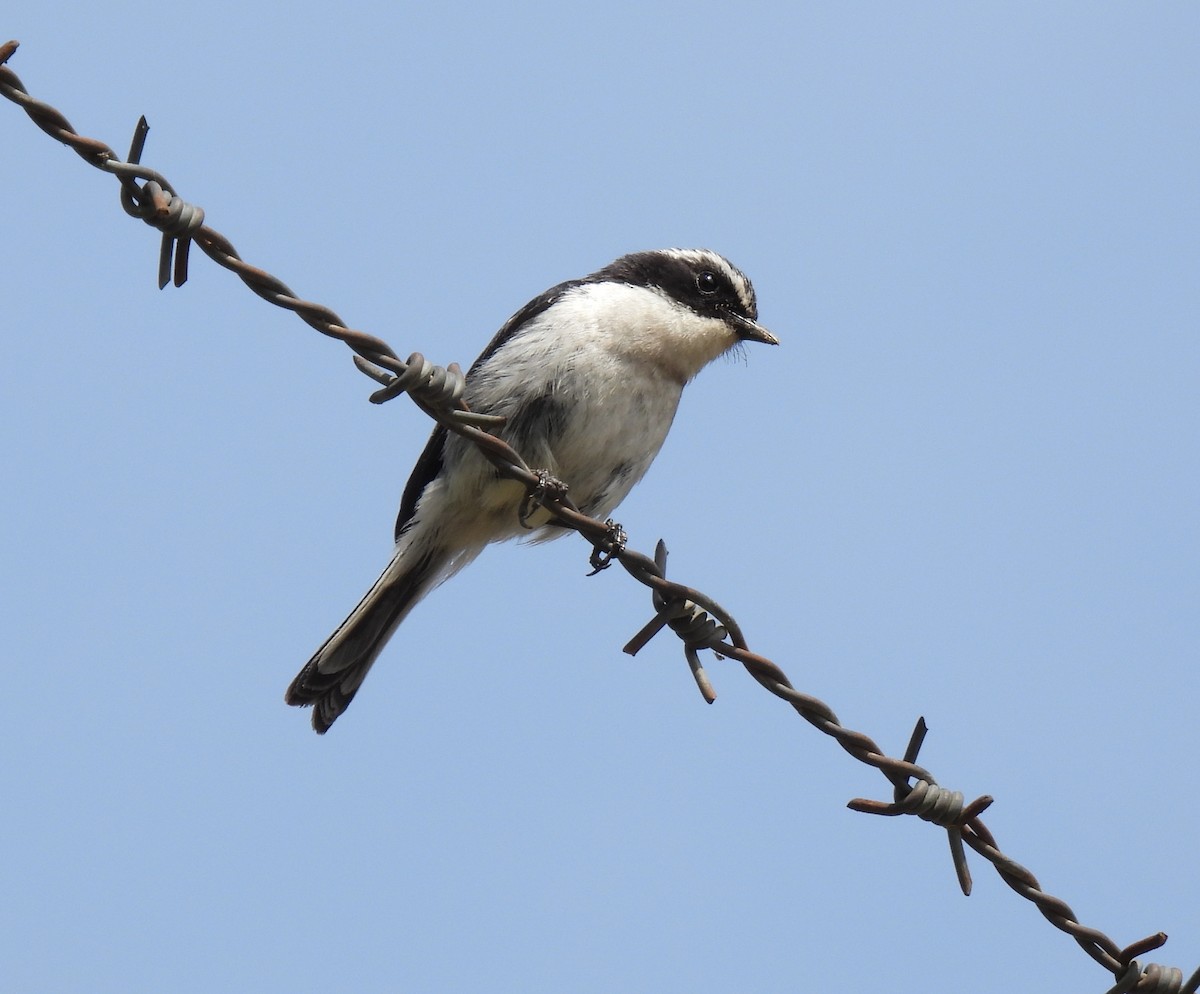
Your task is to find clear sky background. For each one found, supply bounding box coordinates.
[3,4,1197,992]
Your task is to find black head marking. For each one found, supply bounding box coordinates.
[592,249,759,325]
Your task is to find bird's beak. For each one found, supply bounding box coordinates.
[731,314,780,346]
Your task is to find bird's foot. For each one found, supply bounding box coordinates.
[587,519,628,574]
[519,470,570,529]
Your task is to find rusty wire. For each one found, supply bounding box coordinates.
[3,39,1197,994]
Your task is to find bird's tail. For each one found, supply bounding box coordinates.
[285,543,443,733]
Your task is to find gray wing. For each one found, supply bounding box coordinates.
[393,276,586,541]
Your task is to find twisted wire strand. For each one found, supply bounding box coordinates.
[3,39,1194,993]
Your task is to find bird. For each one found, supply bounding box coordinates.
[285,248,777,732]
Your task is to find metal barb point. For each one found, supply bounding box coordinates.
[685,645,717,703]
[1119,933,1170,966]
[126,115,149,165]
[903,716,929,766]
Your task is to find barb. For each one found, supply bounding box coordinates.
[3,40,1194,992]
[847,718,990,896]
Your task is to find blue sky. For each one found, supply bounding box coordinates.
[3,4,1197,992]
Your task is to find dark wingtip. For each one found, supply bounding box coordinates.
[285,664,344,733]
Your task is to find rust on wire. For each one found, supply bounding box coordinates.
[3,39,1197,994]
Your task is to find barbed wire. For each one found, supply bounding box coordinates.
[3,39,1196,994]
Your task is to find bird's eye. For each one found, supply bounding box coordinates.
[696,271,719,295]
